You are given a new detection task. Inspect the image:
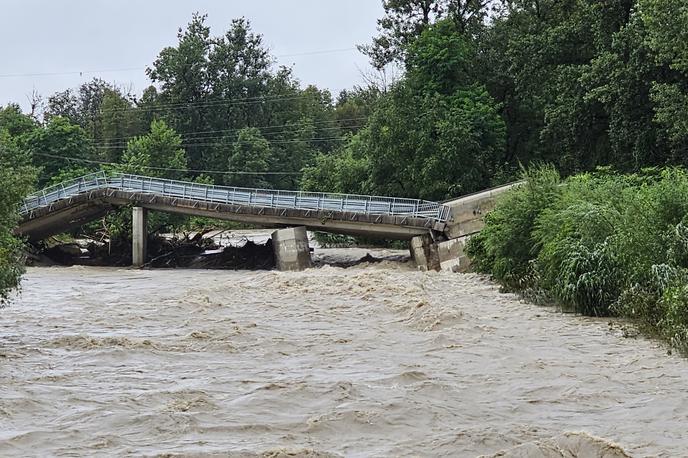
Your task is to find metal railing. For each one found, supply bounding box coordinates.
[21,172,452,222]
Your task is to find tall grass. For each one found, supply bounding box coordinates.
[467,166,688,353]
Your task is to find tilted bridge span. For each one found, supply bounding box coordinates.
[17,172,515,270]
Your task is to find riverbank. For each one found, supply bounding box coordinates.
[2,261,686,456]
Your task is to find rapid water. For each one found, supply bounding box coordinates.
[1,257,686,456]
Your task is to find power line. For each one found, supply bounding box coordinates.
[276,47,357,58]
[32,152,303,176]
[0,47,359,79]
[80,94,310,115]
[0,67,145,79]
[83,116,368,145]
[92,136,350,149]
[89,126,362,149]
[49,93,327,117]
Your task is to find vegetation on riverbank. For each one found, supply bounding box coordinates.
[0,136,35,302]
[467,166,688,353]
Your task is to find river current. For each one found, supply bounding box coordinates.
[1,254,687,456]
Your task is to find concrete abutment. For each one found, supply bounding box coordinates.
[410,233,472,272]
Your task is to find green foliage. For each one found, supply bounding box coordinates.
[310,19,506,201]
[641,0,688,73]
[406,18,475,93]
[0,134,36,302]
[301,134,370,194]
[46,166,96,187]
[227,128,272,188]
[466,165,561,287]
[0,104,36,138]
[361,0,494,68]
[120,120,187,179]
[470,165,688,352]
[146,14,340,179]
[22,116,93,185]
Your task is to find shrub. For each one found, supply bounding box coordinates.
[469,165,688,352]
[466,164,561,288]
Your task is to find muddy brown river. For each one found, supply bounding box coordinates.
[1,256,687,456]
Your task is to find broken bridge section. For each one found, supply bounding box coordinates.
[17,172,520,272]
[17,172,454,270]
[18,172,452,242]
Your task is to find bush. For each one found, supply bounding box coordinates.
[469,165,688,352]
[466,164,561,288]
[0,135,36,303]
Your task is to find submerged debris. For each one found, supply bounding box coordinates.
[33,233,276,270]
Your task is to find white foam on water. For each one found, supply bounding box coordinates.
[1,260,683,456]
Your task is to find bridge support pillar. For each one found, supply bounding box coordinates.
[132,207,148,267]
[410,234,440,271]
[272,226,312,271]
[437,236,472,273]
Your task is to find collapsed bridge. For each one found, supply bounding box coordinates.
[17,172,516,271]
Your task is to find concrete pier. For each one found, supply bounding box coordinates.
[132,207,148,267]
[272,226,313,271]
[410,234,440,271]
[437,236,471,272]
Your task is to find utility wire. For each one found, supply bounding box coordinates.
[88,127,362,149]
[0,47,359,79]
[32,152,303,176]
[92,136,349,149]
[83,94,325,115]
[83,116,367,145]
[62,84,368,115]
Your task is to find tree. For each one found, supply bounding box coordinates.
[23,116,93,185]
[146,14,352,179]
[0,104,36,138]
[227,128,272,188]
[361,0,499,68]
[121,120,188,179]
[312,19,506,200]
[0,133,36,303]
[98,88,143,163]
[641,0,688,160]
[334,86,381,134]
[301,134,371,194]
[363,83,505,200]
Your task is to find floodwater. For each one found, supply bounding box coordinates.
[1,253,687,457]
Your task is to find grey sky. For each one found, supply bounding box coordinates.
[0,1,384,111]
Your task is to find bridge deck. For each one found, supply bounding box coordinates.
[18,173,452,241]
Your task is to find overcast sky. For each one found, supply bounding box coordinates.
[0,0,384,111]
